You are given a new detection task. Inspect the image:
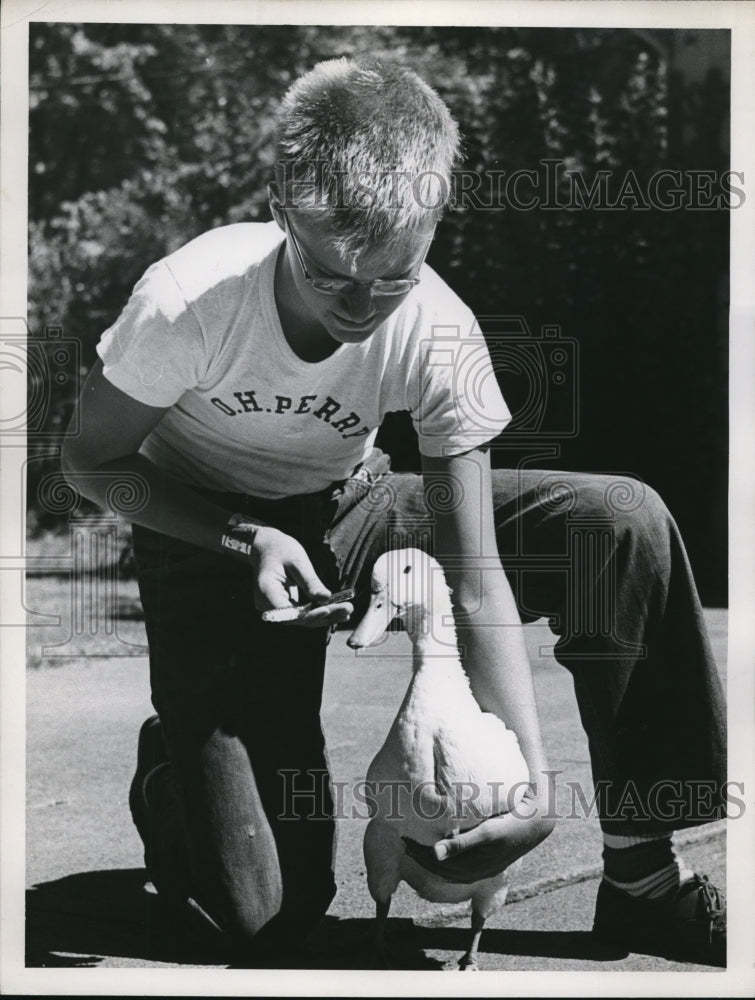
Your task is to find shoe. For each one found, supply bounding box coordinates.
[128,715,191,905]
[592,874,726,967]
[128,717,232,959]
[128,714,168,843]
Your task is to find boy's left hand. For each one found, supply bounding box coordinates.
[402,784,555,882]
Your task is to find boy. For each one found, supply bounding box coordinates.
[63,56,726,965]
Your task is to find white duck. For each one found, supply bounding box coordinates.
[348,548,530,970]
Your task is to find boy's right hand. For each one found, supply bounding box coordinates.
[250,526,353,628]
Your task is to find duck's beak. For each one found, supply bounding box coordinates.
[347,592,395,648]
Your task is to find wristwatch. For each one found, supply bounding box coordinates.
[220,512,267,559]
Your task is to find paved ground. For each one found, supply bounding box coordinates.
[21,577,732,983]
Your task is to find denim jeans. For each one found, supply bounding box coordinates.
[132,454,726,951]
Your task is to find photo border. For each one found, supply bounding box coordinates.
[2,1,753,995]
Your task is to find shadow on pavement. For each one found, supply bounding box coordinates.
[307,916,627,968]
[411,923,628,962]
[25,869,437,969]
[25,868,224,968]
[26,869,626,970]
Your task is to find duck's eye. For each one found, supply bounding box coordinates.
[403,565,412,575]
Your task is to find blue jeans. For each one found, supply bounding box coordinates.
[132,455,726,952]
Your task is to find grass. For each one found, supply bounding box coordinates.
[25,576,146,668]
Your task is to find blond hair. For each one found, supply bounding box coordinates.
[275,57,460,264]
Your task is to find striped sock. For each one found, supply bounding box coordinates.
[602,831,689,900]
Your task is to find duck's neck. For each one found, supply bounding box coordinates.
[407,584,464,672]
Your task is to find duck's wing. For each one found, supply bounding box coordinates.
[433,715,530,827]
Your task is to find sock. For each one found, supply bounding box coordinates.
[601,831,691,900]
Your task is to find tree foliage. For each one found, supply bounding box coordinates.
[28,24,729,601]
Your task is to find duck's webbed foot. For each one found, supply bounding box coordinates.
[457,951,480,971]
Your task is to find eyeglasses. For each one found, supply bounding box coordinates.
[283,212,429,297]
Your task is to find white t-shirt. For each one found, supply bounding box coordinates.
[97,222,511,498]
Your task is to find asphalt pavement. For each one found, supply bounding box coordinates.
[22,581,732,983]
